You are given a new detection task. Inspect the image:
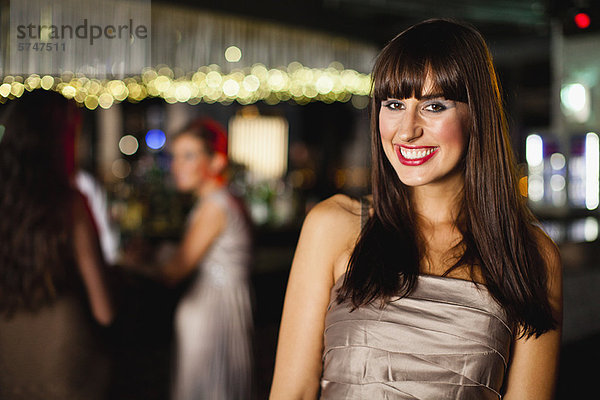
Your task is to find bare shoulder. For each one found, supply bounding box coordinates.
[298,194,363,263]
[304,194,362,242]
[301,194,364,282]
[189,195,227,225]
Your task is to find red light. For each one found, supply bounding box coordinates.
[575,12,591,29]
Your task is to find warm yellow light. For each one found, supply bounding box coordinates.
[88,80,102,95]
[84,95,99,110]
[267,69,286,91]
[154,76,171,92]
[206,71,222,88]
[287,61,303,73]
[10,82,24,97]
[242,75,260,92]
[127,82,143,100]
[98,93,114,109]
[108,80,128,101]
[61,85,76,98]
[0,84,11,97]
[175,83,192,102]
[229,115,289,180]
[157,66,174,78]
[24,74,41,90]
[303,86,318,99]
[142,69,158,84]
[316,75,333,94]
[192,71,206,84]
[40,75,54,90]
[251,64,268,81]
[2,63,374,107]
[518,176,528,197]
[74,90,86,103]
[224,46,242,62]
[223,79,240,97]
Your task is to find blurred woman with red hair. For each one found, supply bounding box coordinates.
[127,118,254,400]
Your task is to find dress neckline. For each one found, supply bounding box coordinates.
[333,271,488,293]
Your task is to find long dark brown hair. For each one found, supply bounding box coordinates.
[0,90,80,316]
[337,19,556,338]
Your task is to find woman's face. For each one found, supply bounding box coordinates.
[378,80,470,189]
[170,133,212,192]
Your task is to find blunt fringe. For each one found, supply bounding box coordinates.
[337,19,556,338]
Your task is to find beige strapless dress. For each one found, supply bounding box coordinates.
[320,274,513,400]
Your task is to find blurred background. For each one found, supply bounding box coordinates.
[1,0,599,398]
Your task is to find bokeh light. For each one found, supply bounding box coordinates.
[1,64,373,108]
[145,129,167,150]
[550,153,566,170]
[574,12,591,29]
[225,46,242,62]
[111,159,131,179]
[119,135,139,155]
[585,132,599,210]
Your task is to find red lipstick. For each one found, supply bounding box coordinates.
[395,145,439,166]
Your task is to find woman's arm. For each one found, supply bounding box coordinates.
[160,197,226,286]
[503,229,563,400]
[72,192,115,326]
[270,195,360,400]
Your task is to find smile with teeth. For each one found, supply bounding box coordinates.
[400,147,438,160]
[395,145,439,166]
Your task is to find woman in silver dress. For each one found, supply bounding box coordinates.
[270,19,561,399]
[159,119,253,400]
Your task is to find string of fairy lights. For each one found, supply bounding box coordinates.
[0,62,372,109]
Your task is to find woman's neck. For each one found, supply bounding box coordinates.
[409,176,463,226]
[195,179,225,198]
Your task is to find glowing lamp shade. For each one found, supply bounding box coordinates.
[229,115,289,180]
[585,132,599,210]
[145,129,166,150]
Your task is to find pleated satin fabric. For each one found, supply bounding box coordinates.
[320,274,513,400]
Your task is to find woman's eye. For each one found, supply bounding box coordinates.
[383,100,402,110]
[424,102,447,112]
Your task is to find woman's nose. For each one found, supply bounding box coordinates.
[396,111,423,142]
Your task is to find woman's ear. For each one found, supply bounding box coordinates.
[210,152,228,176]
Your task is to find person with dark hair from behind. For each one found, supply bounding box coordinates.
[0,90,115,400]
[270,19,562,399]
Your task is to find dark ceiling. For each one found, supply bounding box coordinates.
[161,0,569,46]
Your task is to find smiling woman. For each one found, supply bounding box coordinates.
[379,93,469,186]
[270,19,562,400]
